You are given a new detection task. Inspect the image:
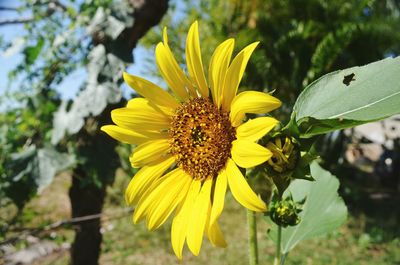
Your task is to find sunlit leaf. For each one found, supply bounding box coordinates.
[293,56,400,138]
[51,45,123,144]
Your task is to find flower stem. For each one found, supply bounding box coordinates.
[247,209,259,265]
[273,225,282,265]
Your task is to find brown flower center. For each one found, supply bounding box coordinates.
[169,98,236,180]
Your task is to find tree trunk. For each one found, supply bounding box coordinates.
[68,105,120,265]
[69,168,106,265]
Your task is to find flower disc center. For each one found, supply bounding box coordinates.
[170,98,236,180]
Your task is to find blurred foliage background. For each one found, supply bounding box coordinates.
[0,0,399,264]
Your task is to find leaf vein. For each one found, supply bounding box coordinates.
[328,90,400,119]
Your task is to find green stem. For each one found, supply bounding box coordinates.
[273,225,282,265]
[280,253,287,265]
[247,209,259,265]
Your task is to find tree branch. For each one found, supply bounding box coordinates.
[0,6,20,11]
[0,1,68,27]
[0,17,34,26]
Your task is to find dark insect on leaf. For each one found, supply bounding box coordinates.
[343,73,355,86]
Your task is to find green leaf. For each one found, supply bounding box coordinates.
[267,162,347,254]
[293,56,400,137]
[51,45,123,144]
[297,117,365,138]
[5,146,75,208]
[23,38,44,65]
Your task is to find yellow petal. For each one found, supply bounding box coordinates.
[111,104,170,132]
[125,156,175,205]
[129,139,171,168]
[226,158,267,212]
[209,38,234,107]
[155,41,195,100]
[146,169,192,231]
[236,117,278,142]
[186,21,209,98]
[221,42,259,111]
[122,72,179,110]
[231,139,272,168]
[207,220,227,248]
[101,125,166,145]
[209,171,227,226]
[132,178,165,224]
[133,168,180,223]
[125,97,168,116]
[126,97,174,117]
[162,27,169,44]
[230,91,282,127]
[171,180,201,260]
[187,178,212,256]
[205,198,227,247]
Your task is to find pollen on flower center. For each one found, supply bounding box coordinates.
[169,97,236,180]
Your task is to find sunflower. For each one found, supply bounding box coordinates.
[101,21,281,259]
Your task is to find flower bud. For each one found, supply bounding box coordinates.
[266,135,299,174]
[269,194,302,227]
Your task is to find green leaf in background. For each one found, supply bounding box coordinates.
[293,56,400,138]
[4,145,75,208]
[23,38,44,65]
[267,162,347,254]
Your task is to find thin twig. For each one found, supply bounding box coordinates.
[0,0,69,27]
[0,17,34,26]
[0,207,133,246]
[0,6,20,11]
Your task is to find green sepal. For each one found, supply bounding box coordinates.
[281,112,301,138]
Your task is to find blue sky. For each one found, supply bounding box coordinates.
[0,0,186,104]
